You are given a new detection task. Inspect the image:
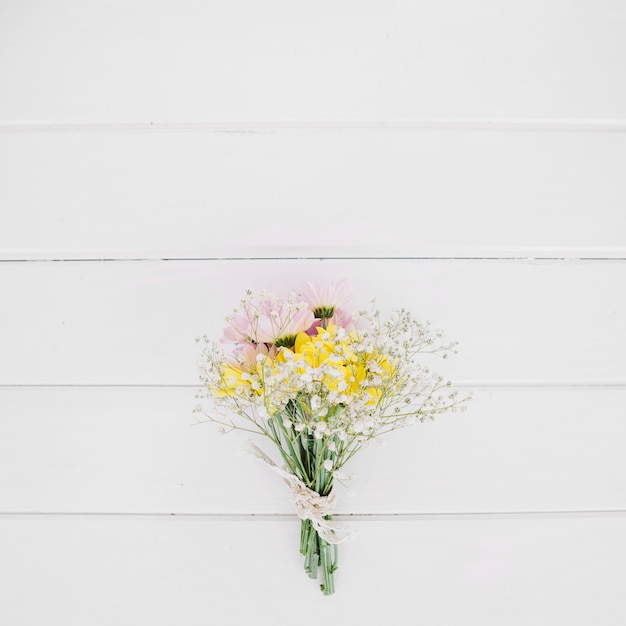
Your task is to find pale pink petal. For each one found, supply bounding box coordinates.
[255,315,280,343]
[254,308,315,344]
[331,307,354,330]
[220,314,251,343]
[227,342,276,371]
[283,309,315,336]
[300,279,352,311]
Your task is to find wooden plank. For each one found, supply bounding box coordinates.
[0,259,624,384]
[1,1,625,122]
[1,130,625,259]
[1,386,624,514]
[0,514,624,625]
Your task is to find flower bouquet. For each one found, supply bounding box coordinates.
[195,280,470,595]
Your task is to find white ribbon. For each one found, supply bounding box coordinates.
[245,440,353,544]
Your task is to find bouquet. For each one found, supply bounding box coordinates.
[195,280,470,595]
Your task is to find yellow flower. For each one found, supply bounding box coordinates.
[211,359,273,399]
[211,365,248,398]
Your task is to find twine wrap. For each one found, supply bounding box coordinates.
[245,440,353,544]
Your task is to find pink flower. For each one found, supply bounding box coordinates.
[300,279,352,318]
[255,306,315,347]
[305,307,355,334]
[226,342,276,372]
[330,307,354,330]
[220,314,252,344]
[220,292,315,349]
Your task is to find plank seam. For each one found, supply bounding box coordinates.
[0,256,625,263]
[1,381,625,389]
[2,119,626,133]
[0,510,624,520]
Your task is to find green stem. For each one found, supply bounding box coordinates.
[303,520,319,578]
[319,537,335,595]
[282,427,339,594]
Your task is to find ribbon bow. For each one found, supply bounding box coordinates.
[245,440,353,544]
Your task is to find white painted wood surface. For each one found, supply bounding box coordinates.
[2,131,625,259]
[1,386,624,514]
[1,0,625,121]
[1,515,624,626]
[0,260,624,384]
[1,1,625,623]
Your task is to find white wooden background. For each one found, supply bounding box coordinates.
[1,1,626,624]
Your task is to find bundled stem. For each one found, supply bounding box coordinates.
[300,519,338,594]
[271,402,339,595]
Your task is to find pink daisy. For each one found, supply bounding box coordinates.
[305,307,355,334]
[220,314,252,344]
[255,305,315,348]
[300,279,352,319]
[226,342,277,372]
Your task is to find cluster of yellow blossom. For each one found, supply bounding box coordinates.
[212,324,396,413]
